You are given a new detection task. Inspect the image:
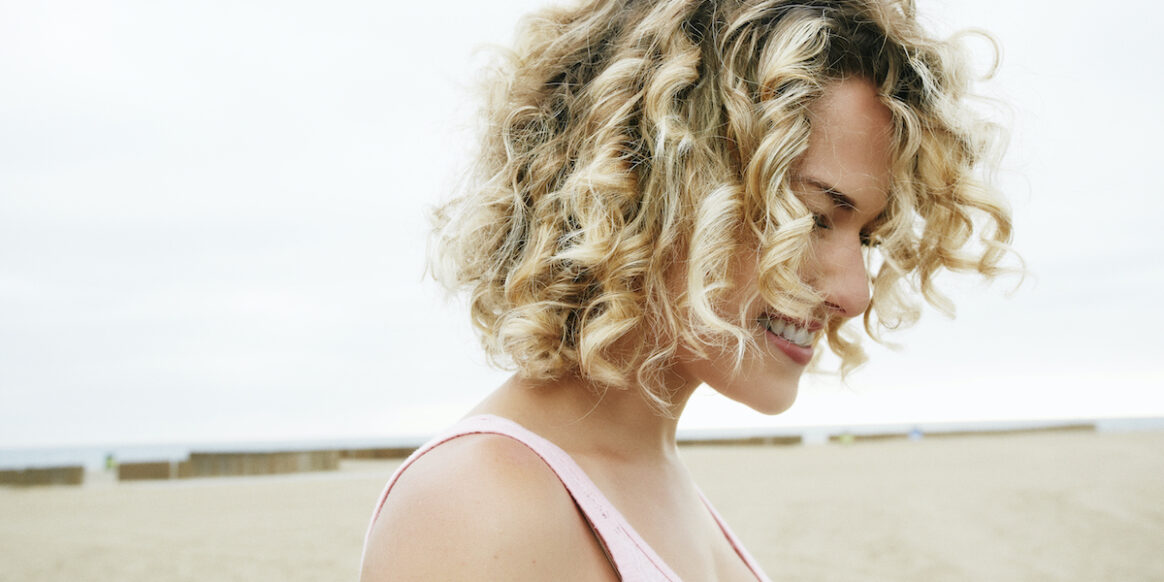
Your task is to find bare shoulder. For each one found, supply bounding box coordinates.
[360,433,616,582]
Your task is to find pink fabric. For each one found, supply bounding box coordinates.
[363,414,771,582]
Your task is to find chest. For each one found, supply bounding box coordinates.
[583,461,761,582]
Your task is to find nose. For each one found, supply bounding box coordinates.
[816,238,871,320]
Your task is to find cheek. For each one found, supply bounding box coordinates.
[672,340,745,399]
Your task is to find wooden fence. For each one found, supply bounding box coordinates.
[0,466,84,486]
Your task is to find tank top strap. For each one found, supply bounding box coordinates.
[364,414,681,581]
[698,491,771,580]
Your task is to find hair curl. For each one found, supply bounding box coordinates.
[430,0,1014,410]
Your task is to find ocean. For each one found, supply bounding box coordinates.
[2,416,1162,471]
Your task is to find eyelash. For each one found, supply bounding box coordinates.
[812,213,878,247]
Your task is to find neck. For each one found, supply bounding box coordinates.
[471,371,700,461]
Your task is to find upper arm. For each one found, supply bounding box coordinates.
[359,435,614,582]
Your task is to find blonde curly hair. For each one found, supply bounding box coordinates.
[430,0,1014,410]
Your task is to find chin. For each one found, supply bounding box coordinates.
[747,392,798,415]
[726,380,800,415]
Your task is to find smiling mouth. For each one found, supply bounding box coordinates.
[758,313,820,348]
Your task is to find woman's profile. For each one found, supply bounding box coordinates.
[361,0,1012,580]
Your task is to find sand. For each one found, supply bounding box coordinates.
[1,429,1161,581]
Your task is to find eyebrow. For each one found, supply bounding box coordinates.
[800,176,858,212]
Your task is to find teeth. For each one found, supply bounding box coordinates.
[762,314,815,348]
[773,319,786,335]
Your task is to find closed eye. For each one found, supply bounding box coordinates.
[794,174,889,248]
[859,213,889,248]
[824,189,856,213]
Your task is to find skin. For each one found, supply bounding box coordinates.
[361,77,893,582]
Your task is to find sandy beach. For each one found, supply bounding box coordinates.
[2,429,1161,581]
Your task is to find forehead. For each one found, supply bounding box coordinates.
[797,78,894,214]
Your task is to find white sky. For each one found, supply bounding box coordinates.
[2,0,1162,447]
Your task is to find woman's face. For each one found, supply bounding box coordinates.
[676,77,893,414]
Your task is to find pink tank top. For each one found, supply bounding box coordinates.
[363,414,771,581]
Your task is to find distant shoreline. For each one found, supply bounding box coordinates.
[3,415,1162,473]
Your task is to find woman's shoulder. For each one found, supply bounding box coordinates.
[359,432,616,582]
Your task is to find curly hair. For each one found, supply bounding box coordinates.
[429,0,1014,410]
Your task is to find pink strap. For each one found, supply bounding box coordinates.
[363,414,770,582]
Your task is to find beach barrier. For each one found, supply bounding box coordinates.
[922,422,1095,440]
[680,435,802,447]
[178,450,340,478]
[340,447,418,460]
[110,451,344,481]
[827,422,1097,444]
[0,465,84,486]
[117,461,175,481]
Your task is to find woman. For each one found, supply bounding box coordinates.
[362,0,1012,580]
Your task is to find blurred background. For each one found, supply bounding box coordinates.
[2,0,1163,452]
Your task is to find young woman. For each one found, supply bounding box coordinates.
[361,0,1012,580]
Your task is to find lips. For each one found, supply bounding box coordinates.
[759,312,820,366]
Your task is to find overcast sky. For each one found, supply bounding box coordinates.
[2,0,1162,447]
